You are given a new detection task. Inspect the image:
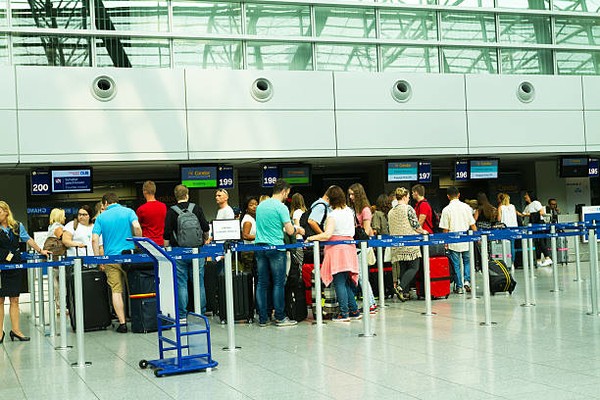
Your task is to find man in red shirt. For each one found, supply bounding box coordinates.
[136,181,167,246]
[411,184,434,234]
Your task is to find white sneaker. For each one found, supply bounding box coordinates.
[275,317,298,327]
[542,258,553,266]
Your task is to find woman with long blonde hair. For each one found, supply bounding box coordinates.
[0,201,49,343]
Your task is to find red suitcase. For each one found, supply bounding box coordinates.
[416,256,451,299]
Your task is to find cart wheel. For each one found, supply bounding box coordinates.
[154,368,163,377]
[444,295,449,299]
[248,318,254,324]
[139,360,148,369]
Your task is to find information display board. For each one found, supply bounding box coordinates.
[181,165,218,189]
[217,166,234,189]
[560,157,589,178]
[454,161,469,181]
[589,158,599,178]
[261,165,279,188]
[470,159,499,180]
[387,161,418,182]
[418,161,432,183]
[51,168,93,193]
[281,165,311,185]
[31,170,51,196]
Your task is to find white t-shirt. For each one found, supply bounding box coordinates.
[47,222,63,238]
[240,214,256,244]
[499,204,518,228]
[439,199,476,252]
[328,206,355,237]
[524,200,543,215]
[216,205,235,220]
[292,209,304,239]
[64,220,95,256]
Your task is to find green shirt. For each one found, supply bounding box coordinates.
[255,198,290,246]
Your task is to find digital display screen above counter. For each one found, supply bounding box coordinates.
[387,161,418,182]
[470,159,498,180]
[51,168,93,193]
[261,165,279,188]
[181,165,218,188]
[560,157,589,178]
[280,165,311,185]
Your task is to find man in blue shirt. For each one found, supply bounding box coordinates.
[92,192,142,333]
[255,179,304,327]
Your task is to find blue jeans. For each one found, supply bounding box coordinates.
[332,272,359,317]
[175,257,206,318]
[256,249,286,323]
[448,250,470,289]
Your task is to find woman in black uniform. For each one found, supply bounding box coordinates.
[0,201,49,343]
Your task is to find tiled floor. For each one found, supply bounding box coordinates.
[2,260,600,400]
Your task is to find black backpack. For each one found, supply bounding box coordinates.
[299,202,328,238]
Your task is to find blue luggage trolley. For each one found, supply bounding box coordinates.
[130,238,218,377]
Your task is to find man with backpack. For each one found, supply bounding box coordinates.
[164,185,210,318]
[299,190,330,263]
[411,184,436,234]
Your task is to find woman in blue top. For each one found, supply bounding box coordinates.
[0,201,49,343]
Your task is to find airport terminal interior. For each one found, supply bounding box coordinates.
[2,0,600,398]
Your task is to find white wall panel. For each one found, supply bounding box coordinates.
[334,73,468,156]
[186,70,336,158]
[582,77,600,110]
[0,110,19,164]
[18,111,188,163]
[466,75,583,111]
[0,68,18,165]
[0,67,16,109]
[185,70,334,110]
[468,111,585,153]
[467,75,585,153]
[336,111,467,156]
[335,72,465,110]
[585,111,600,152]
[16,67,186,109]
[188,111,336,159]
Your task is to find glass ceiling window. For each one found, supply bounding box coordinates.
[379,10,437,41]
[314,6,376,38]
[496,0,549,9]
[555,17,600,45]
[556,50,600,74]
[381,45,439,72]
[439,0,495,7]
[246,4,311,37]
[316,44,376,71]
[96,36,169,67]
[247,41,312,70]
[501,48,553,73]
[10,0,89,29]
[553,0,600,12]
[440,12,496,42]
[173,39,242,69]
[97,0,168,32]
[442,47,497,73]
[12,34,90,66]
[499,14,552,44]
[172,1,241,34]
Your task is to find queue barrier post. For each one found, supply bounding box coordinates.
[47,263,56,337]
[222,246,240,351]
[358,241,375,338]
[479,235,496,326]
[574,228,583,282]
[71,257,91,368]
[26,253,37,325]
[35,260,45,331]
[587,227,600,316]
[192,247,201,314]
[520,238,534,307]
[468,231,477,300]
[376,235,385,308]
[313,242,324,326]
[55,262,72,351]
[421,235,435,317]
[527,231,537,302]
[550,225,561,293]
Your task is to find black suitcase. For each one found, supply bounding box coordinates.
[67,269,112,332]
[368,264,394,299]
[128,269,158,333]
[488,259,517,295]
[285,253,308,322]
[204,261,220,315]
[218,271,254,323]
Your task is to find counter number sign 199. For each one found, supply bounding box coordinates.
[31,170,51,195]
[218,166,234,189]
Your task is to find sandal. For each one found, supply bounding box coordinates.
[393,286,403,300]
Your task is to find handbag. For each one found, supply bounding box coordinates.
[43,236,67,257]
[366,247,376,266]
